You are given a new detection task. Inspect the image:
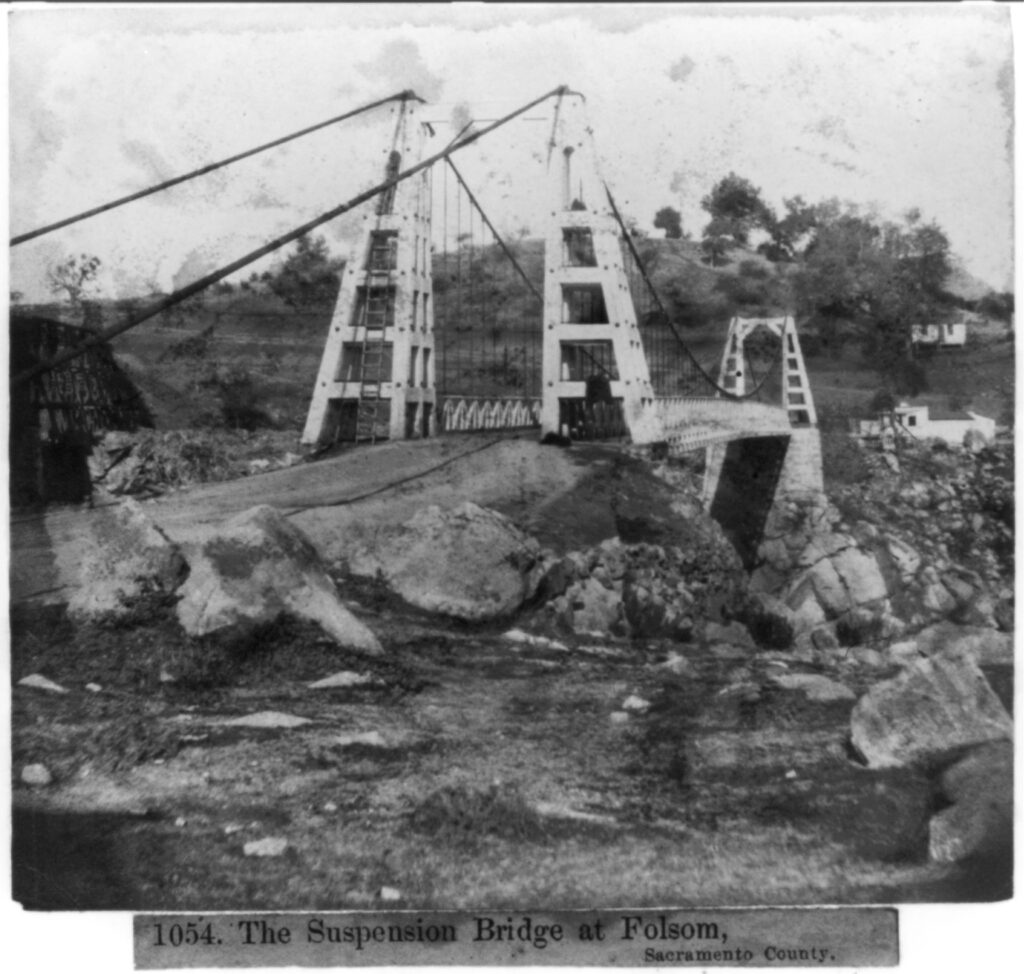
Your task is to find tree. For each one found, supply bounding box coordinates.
[47,253,101,307]
[266,234,343,309]
[653,206,683,239]
[700,172,774,245]
[701,215,745,267]
[759,195,819,262]
[794,205,952,394]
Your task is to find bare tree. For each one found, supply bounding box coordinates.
[47,253,102,308]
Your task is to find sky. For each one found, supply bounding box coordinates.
[6,3,1016,303]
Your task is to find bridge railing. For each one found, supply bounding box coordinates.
[438,396,541,433]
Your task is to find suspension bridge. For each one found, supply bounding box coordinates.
[10,85,824,556]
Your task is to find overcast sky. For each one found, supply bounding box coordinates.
[7,3,1015,302]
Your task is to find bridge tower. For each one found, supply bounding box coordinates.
[716,315,817,426]
[703,314,823,539]
[302,100,435,446]
[540,94,657,441]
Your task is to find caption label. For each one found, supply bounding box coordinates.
[135,908,897,967]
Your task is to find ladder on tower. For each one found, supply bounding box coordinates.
[354,255,396,443]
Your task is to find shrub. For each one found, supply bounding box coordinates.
[820,430,872,485]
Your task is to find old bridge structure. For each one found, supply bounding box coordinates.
[11,86,824,554]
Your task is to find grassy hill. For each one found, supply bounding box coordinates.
[14,234,1012,436]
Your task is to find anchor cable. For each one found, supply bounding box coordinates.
[11,90,424,246]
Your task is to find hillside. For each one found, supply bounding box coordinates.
[13,233,1013,439]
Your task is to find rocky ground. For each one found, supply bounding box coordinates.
[9,432,1015,910]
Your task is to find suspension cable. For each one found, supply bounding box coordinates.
[11,91,423,247]
[13,85,570,388]
[445,158,542,305]
[604,182,774,401]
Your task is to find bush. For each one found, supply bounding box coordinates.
[820,430,872,485]
[410,782,547,847]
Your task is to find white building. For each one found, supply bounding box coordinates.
[911,322,967,348]
[856,402,996,446]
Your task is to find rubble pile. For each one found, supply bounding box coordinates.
[89,429,303,497]
[541,534,746,639]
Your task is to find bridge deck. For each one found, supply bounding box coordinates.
[633,396,794,453]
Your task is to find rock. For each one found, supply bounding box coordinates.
[536,557,574,601]
[308,671,377,689]
[502,629,569,652]
[21,763,52,787]
[810,626,840,652]
[772,673,855,703]
[941,572,976,606]
[850,649,1013,768]
[921,580,957,616]
[220,711,312,729]
[567,577,624,635]
[243,837,289,858]
[786,579,829,633]
[993,597,1013,632]
[835,605,885,646]
[740,592,796,649]
[333,731,388,747]
[18,674,68,694]
[705,620,755,650]
[347,502,541,622]
[958,593,997,629]
[804,556,849,616]
[621,694,651,713]
[913,623,1014,667]
[882,536,922,579]
[887,640,921,665]
[850,647,885,669]
[929,742,1013,862]
[67,500,188,619]
[176,506,381,654]
[831,546,888,605]
[660,652,698,678]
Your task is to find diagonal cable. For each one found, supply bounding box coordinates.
[12,85,570,388]
[11,90,423,246]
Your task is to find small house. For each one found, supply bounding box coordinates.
[911,322,967,348]
[856,401,995,446]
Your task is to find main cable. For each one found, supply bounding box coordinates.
[11,90,422,246]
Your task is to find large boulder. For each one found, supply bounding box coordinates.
[67,499,188,619]
[850,648,1012,768]
[346,502,542,622]
[740,591,797,648]
[928,741,1013,863]
[565,577,626,635]
[913,623,1014,667]
[176,505,381,654]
